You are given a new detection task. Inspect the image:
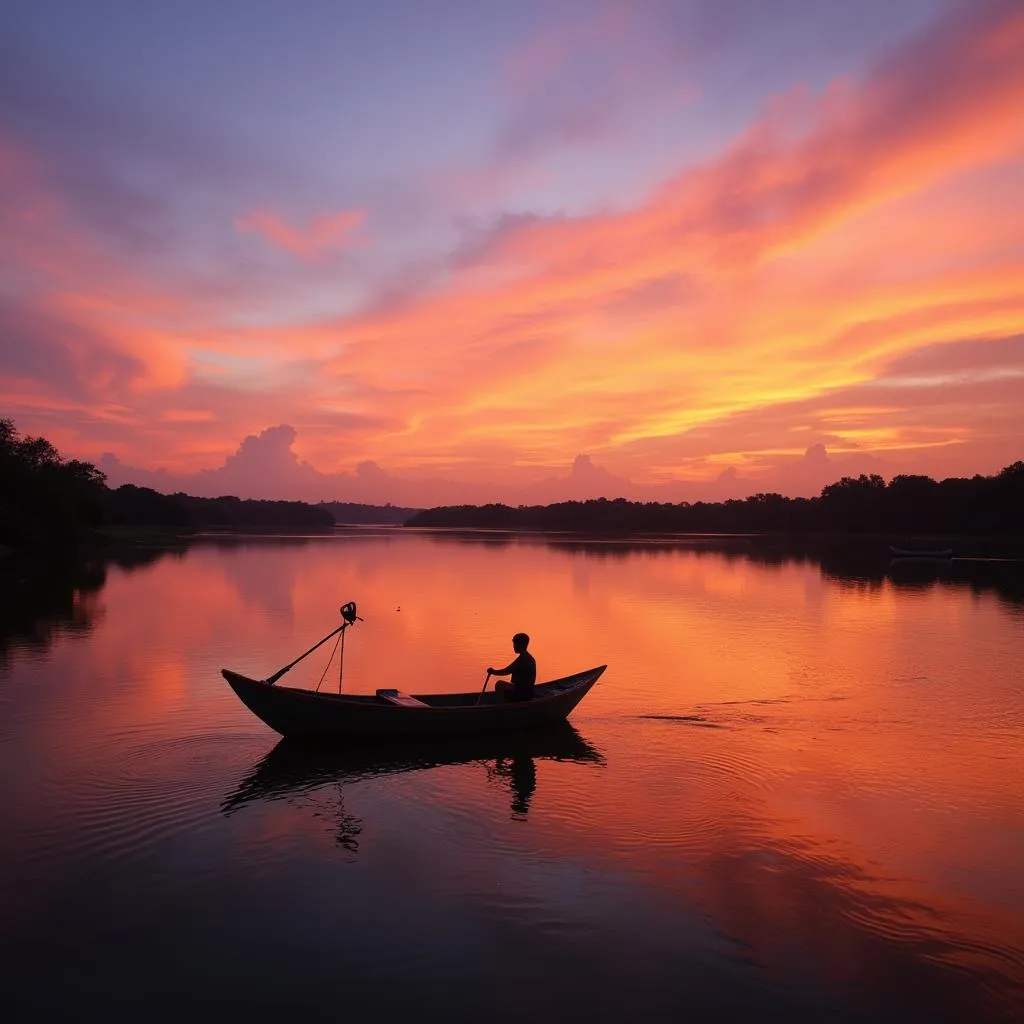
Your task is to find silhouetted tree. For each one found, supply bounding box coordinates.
[318,501,420,524]
[2,417,336,550]
[1,418,107,549]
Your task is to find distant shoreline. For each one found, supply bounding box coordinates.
[93,524,1024,560]
[4,416,1022,554]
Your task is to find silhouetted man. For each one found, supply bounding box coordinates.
[488,633,536,702]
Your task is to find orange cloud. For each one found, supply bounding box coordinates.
[2,3,1023,494]
[288,0,1024,480]
[234,208,366,261]
[0,132,197,401]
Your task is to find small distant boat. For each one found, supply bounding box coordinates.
[889,546,953,560]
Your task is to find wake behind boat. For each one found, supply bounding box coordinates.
[222,601,605,740]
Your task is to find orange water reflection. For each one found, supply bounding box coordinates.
[4,532,1022,1020]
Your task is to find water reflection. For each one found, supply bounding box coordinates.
[691,833,1024,1023]
[0,557,107,663]
[3,532,1022,1022]
[222,725,603,847]
[0,547,179,664]
[489,752,537,817]
[422,531,1024,609]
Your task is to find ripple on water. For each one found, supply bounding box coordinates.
[53,732,264,870]
[635,713,725,728]
[767,833,1024,1023]
[546,720,785,864]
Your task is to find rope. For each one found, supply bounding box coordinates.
[338,626,346,692]
[314,631,343,692]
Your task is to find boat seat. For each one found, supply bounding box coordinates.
[376,689,429,708]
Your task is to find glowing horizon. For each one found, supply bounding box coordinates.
[2,0,1022,505]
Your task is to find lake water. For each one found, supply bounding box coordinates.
[1,531,1022,1022]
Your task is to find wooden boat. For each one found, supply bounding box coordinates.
[889,546,953,560]
[221,665,606,740]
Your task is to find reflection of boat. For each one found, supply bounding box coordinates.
[221,665,606,740]
[889,546,953,560]
[221,725,604,817]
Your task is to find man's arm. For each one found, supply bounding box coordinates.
[488,657,517,676]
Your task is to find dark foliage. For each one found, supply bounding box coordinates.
[173,493,334,530]
[100,484,193,529]
[318,501,421,525]
[406,463,1024,537]
[1,418,107,549]
[1,417,334,550]
[102,486,335,531]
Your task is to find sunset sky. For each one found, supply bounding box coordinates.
[2,0,1022,505]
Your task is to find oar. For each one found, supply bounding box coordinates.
[476,670,492,705]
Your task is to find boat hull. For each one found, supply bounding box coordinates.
[221,666,605,740]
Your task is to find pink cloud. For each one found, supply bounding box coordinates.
[3,2,1023,498]
[295,0,1023,478]
[235,207,366,261]
[501,0,631,95]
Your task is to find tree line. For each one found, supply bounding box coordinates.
[1,418,108,549]
[406,464,1024,537]
[1,418,333,550]
[318,501,419,524]
[5,416,1021,549]
[104,485,334,532]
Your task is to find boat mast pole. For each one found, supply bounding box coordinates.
[265,624,345,685]
[338,625,346,693]
[337,602,361,695]
[264,602,362,687]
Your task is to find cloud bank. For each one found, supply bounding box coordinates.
[99,423,910,507]
[1,0,1021,499]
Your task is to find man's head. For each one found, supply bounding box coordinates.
[512,632,530,652]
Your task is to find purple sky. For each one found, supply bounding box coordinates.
[3,0,1023,504]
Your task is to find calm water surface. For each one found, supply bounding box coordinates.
[1,531,1022,1022]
